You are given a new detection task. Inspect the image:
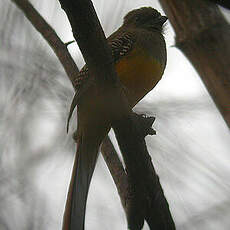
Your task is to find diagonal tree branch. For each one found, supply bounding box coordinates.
[11,0,175,229]
[11,0,79,89]
[57,1,175,229]
[10,0,128,215]
[101,136,128,210]
[58,0,121,88]
[159,0,230,129]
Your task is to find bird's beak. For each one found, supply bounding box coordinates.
[159,16,168,25]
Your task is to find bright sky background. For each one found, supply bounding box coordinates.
[1,0,230,229]
[34,1,230,229]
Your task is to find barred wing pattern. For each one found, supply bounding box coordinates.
[67,32,135,132]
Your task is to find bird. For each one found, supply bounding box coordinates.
[63,7,167,230]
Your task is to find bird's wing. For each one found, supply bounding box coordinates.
[67,31,136,132]
[108,31,135,63]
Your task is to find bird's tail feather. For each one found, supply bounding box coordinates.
[62,137,100,230]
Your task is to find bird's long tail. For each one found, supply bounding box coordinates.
[62,136,100,230]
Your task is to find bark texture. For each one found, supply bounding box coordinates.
[113,113,176,230]
[160,0,230,128]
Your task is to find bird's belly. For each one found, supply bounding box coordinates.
[115,47,164,106]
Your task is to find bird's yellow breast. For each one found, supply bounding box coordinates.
[115,46,164,106]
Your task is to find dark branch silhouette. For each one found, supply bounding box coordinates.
[11,0,175,229]
[11,0,128,211]
[160,0,230,128]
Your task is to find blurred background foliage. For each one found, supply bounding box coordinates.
[0,0,230,229]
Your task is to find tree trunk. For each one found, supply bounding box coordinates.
[159,0,230,128]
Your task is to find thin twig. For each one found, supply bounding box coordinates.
[101,136,128,210]
[11,0,79,89]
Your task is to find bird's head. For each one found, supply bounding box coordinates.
[123,7,167,32]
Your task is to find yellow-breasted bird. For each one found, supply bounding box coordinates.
[63,7,167,230]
